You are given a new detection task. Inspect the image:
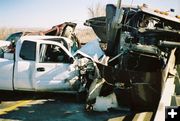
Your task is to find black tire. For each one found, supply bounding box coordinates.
[76,91,87,103]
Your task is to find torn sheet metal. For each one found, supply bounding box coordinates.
[74,39,109,64]
[85,2,180,111]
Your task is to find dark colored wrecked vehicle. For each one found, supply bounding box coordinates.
[84,4,180,111]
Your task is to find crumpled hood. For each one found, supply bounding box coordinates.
[74,39,108,64]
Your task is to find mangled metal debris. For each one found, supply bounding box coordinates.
[0,1,180,113]
[0,22,80,57]
[85,1,180,111]
[0,30,108,100]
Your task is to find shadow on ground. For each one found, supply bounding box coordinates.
[0,91,132,121]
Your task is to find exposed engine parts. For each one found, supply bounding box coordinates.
[85,4,180,111]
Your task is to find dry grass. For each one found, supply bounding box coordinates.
[0,28,20,40]
[0,27,96,43]
[76,28,97,43]
[0,27,44,40]
[88,2,106,18]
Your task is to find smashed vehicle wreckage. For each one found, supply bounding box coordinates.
[0,22,80,56]
[84,2,180,111]
[0,22,109,101]
[0,2,180,112]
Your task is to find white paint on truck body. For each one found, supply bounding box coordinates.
[0,35,106,93]
[0,58,14,90]
[0,41,10,47]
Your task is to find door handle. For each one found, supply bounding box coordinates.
[37,67,45,72]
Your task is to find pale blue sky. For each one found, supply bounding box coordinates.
[0,0,179,28]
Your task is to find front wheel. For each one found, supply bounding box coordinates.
[76,91,87,103]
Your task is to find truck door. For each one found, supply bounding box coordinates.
[14,40,36,90]
[34,42,79,92]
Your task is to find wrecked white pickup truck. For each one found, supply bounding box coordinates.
[0,35,106,96]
